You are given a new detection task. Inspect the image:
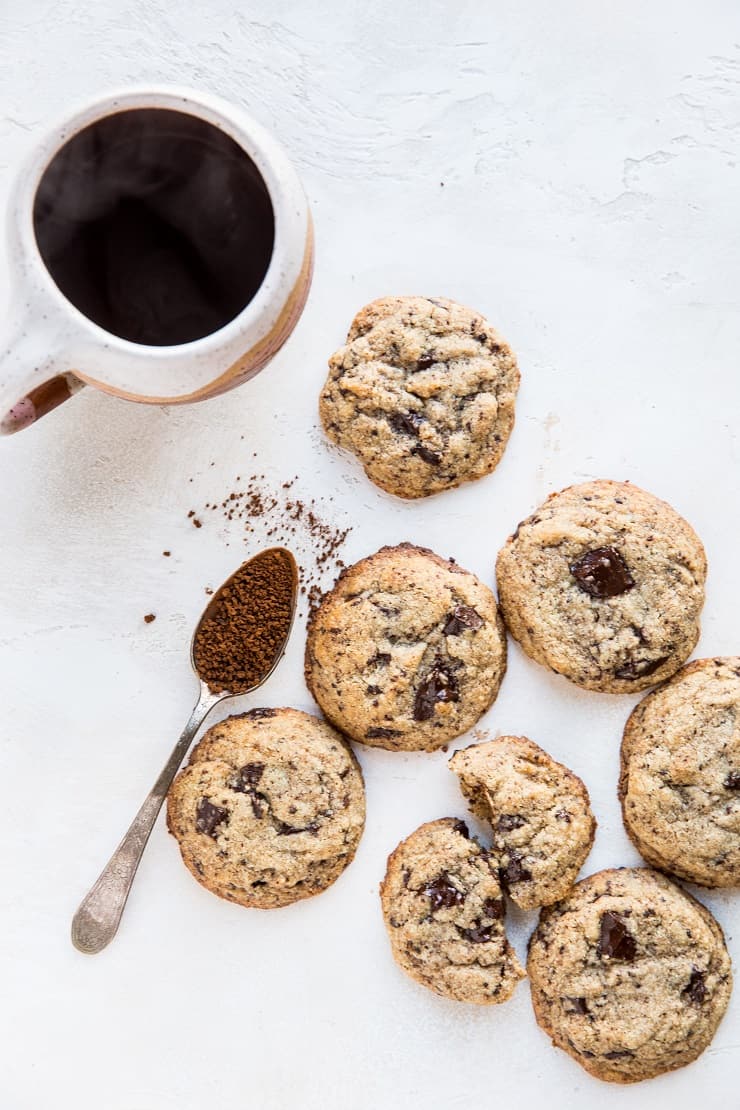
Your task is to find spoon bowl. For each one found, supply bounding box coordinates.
[191,546,298,695]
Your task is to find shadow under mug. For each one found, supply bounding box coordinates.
[0,85,314,435]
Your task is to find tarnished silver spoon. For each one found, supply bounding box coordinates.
[71,546,298,954]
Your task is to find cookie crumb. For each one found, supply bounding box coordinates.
[144,613,156,624]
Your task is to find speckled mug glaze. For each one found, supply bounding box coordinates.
[0,85,314,434]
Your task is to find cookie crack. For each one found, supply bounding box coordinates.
[335,358,503,451]
[226,761,337,840]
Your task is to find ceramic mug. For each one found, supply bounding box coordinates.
[0,85,314,434]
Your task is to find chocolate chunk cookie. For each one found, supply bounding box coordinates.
[496,480,706,693]
[305,543,507,751]
[620,657,740,887]
[527,868,732,1083]
[166,708,365,908]
[320,296,520,499]
[380,818,525,1004]
[450,736,595,908]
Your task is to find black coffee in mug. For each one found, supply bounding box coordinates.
[33,108,275,346]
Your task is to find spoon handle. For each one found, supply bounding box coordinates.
[71,690,220,954]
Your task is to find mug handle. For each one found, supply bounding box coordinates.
[0,322,85,435]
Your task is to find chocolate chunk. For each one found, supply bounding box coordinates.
[366,726,402,739]
[413,661,459,720]
[226,764,267,819]
[424,871,466,911]
[231,762,265,790]
[452,819,470,838]
[555,809,571,822]
[244,708,277,719]
[368,652,391,666]
[564,996,589,1015]
[614,656,668,681]
[276,820,319,836]
[366,685,382,695]
[502,852,532,884]
[497,814,527,832]
[443,605,484,636]
[195,798,229,838]
[598,912,637,961]
[604,1050,633,1060]
[570,547,635,599]
[724,771,740,791]
[389,411,423,437]
[683,967,707,1005]
[415,353,435,372]
[482,897,504,920]
[411,444,441,466]
[459,920,493,944]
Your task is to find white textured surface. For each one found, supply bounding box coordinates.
[1,4,740,1108]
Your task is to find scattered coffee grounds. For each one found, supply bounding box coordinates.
[187,473,351,619]
[144,613,156,624]
[193,547,296,694]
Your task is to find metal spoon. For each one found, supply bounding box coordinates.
[71,546,298,954]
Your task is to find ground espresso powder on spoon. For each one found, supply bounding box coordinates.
[192,548,296,694]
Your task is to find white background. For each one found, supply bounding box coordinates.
[1,3,740,1108]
